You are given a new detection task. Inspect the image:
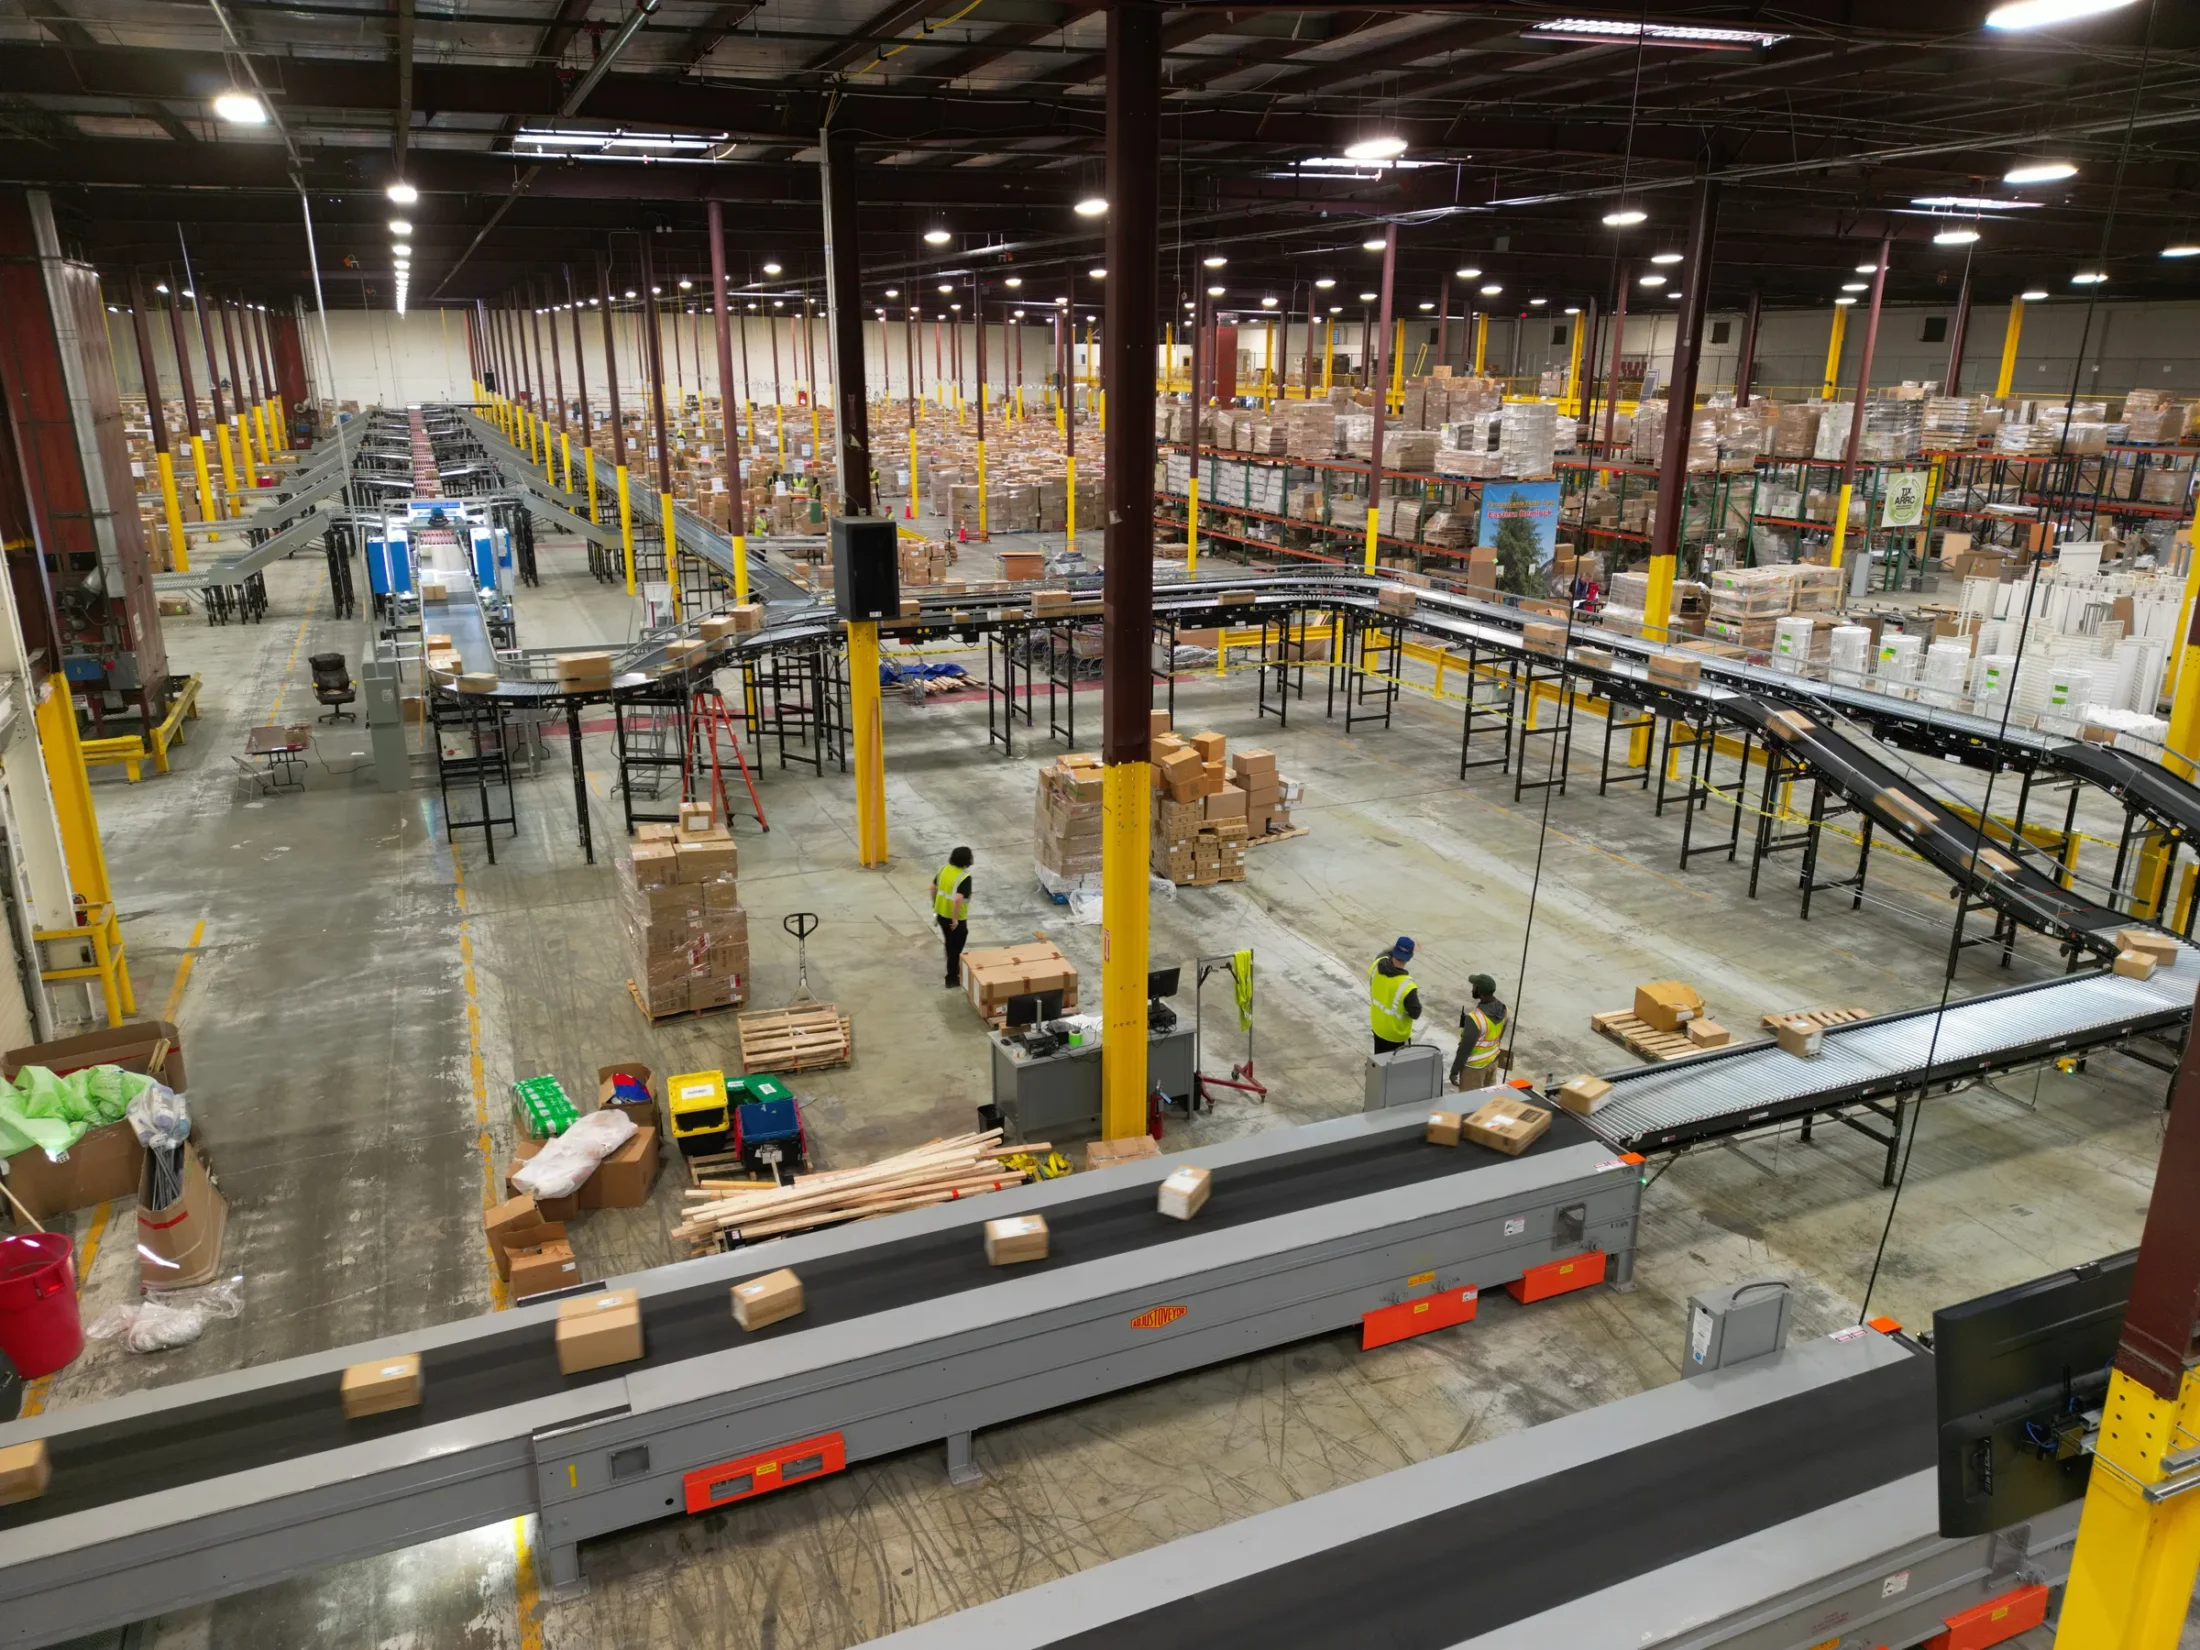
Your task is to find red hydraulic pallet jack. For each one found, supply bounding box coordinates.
[1191,949,1266,1113]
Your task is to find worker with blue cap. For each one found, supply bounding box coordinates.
[1368,936,1423,1054]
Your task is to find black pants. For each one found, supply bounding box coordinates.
[940,916,968,985]
[1373,1034,1406,1054]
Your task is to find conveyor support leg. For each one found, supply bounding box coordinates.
[947,1430,984,1487]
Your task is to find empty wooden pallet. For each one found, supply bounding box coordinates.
[1589,1009,1702,1062]
[1760,1006,1870,1031]
[738,1003,854,1074]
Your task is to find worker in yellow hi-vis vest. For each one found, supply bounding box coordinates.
[1451,974,1510,1089]
[1368,936,1423,1054]
[934,846,975,988]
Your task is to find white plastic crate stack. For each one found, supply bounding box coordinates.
[1812,402,1855,461]
[2044,666,2094,731]
[1161,453,1190,495]
[1435,414,1503,478]
[1975,653,2017,716]
[1771,615,1816,672]
[1499,402,1559,478]
[1876,631,1924,697]
[1920,642,1972,708]
[1827,624,1872,687]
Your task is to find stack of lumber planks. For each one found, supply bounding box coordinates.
[673,1129,1040,1250]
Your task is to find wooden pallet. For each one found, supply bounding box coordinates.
[625,977,744,1024]
[738,1003,853,1074]
[1589,1008,1703,1062]
[1759,1006,1870,1031]
[1247,826,1310,848]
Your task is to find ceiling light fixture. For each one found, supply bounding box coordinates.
[1361,238,1387,252]
[2021,288,2050,300]
[1343,135,1408,161]
[1986,0,2139,29]
[1315,277,1336,289]
[1074,196,1108,217]
[1639,274,1667,288]
[938,283,953,294]
[1358,291,1377,301]
[1479,283,1502,296]
[624,289,637,298]
[1203,255,1227,269]
[1262,296,1279,308]
[884,287,899,297]
[213,92,266,124]
[677,278,693,290]
[1528,17,1789,48]
[387,181,418,205]
[1563,306,1581,315]
[1004,277,1022,288]
[1910,196,2042,211]
[1835,296,1858,306]
[154,283,169,295]
[924,228,952,245]
[1529,297,1548,307]
[2004,161,2078,184]
[762,262,782,275]
[1934,227,1982,245]
[1329,305,1343,314]
[1418,301,1434,311]
[389,220,412,235]
[1208,285,1225,297]
[1650,252,1683,266]
[2162,245,2200,259]
[1855,263,1881,274]
[1842,281,1869,291]
[1089,267,1106,279]
[1602,208,1646,227]
[2072,270,2109,284]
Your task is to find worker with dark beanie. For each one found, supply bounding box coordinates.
[1452,973,1510,1087]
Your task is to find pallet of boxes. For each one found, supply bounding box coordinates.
[620,802,750,1020]
[1034,752,1104,899]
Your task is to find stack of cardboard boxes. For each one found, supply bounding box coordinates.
[1149,718,1260,885]
[619,803,748,1018]
[898,537,955,588]
[961,942,1080,1024]
[1034,754,1105,896]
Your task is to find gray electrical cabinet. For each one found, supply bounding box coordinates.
[1685,1278,1793,1373]
[1363,1044,1446,1111]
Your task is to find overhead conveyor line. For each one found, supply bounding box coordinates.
[0,1106,1642,1646]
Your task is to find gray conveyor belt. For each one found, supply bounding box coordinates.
[1584,945,2199,1153]
[1047,1349,1934,1650]
[0,1113,1592,1532]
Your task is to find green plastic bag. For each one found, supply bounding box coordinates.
[0,1063,155,1159]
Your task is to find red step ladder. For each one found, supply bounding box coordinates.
[690,686,767,831]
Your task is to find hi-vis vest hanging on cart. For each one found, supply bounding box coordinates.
[1368,961,1417,1042]
[933,864,967,921]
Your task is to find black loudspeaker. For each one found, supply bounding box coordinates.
[831,516,901,621]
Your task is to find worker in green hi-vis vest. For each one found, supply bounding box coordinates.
[934,846,975,988]
[1368,936,1423,1054]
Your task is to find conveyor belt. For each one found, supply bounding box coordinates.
[1053,1350,1934,1650]
[0,1114,1590,1533]
[1583,948,2197,1154]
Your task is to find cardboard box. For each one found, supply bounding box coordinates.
[984,1214,1050,1265]
[2118,929,2180,964]
[1553,1076,1611,1117]
[490,1219,565,1280]
[579,1126,661,1209]
[1875,787,1938,835]
[458,672,499,695]
[0,1440,48,1506]
[1085,1136,1160,1169]
[341,1353,423,1419]
[596,1062,659,1132]
[1762,709,1817,743]
[1203,785,1247,821]
[1425,1110,1464,1146]
[508,1239,581,1297]
[1633,980,1704,1033]
[1150,709,1171,738]
[1190,731,1226,763]
[1157,1164,1212,1221]
[1772,1017,1823,1057]
[1685,1019,1730,1049]
[731,1267,805,1330]
[3,1120,144,1224]
[629,842,680,889]
[556,651,615,687]
[728,603,764,633]
[484,1193,542,1249]
[1231,749,1277,778]
[1522,622,1566,656]
[677,839,738,883]
[4,1019,185,1087]
[1647,653,1702,688]
[556,1288,644,1373]
[677,801,714,832]
[1461,1095,1552,1156]
[2114,950,2158,980]
[136,1141,227,1289]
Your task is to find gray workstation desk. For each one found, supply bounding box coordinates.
[990,1024,1198,1139]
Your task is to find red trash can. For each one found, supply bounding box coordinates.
[0,1232,82,1379]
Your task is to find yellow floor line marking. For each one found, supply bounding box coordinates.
[451,844,512,1314]
[513,1513,544,1649]
[267,598,316,723]
[19,1198,113,1419]
[162,916,207,1023]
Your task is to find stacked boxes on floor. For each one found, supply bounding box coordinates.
[1034,753,1105,897]
[1150,722,1246,885]
[898,537,954,588]
[1230,747,1292,836]
[619,810,749,1016]
[962,943,1080,1024]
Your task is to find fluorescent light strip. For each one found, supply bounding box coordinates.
[1910,196,2042,211]
[1526,17,1790,48]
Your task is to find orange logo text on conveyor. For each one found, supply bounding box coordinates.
[1129,1305,1188,1330]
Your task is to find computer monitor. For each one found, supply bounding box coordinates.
[1147,966,1181,1000]
[1935,1249,2134,1537]
[1005,989,1065,1029]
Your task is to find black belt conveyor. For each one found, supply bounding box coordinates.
[1049,1350,1934,1650]
[0,1116,1591,1531]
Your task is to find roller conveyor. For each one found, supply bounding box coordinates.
[863,1327,2080,1650]
[1579,944,2198,1161]
[0,1105,1644,1648]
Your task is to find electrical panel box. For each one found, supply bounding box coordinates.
[1685,1277,1792,1374]
[1363,1045,1445,1111]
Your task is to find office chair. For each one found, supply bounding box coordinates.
[309,652,357,724]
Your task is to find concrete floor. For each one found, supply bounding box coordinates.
[35,529,2185,1649]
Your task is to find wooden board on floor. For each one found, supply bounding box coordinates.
[1760,1006,1870,1030]
[738,1003,853,1073]
[1247,826,1309,848]
[1589,1008,1701,1062]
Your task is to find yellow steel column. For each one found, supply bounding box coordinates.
[977,435,989,538]
[1100,759,1149,1139]
[35,675,117,913]
[1564,313,1587,415]
[1473,314,1489,373]
[1997,298,2026,398]
[2163,491,2200,779]
[1066,453,1077,556]
[1820,304,1848,400]
[1643,553,1676,644]
[560,431,574,495]
[584,446,600,524]
[776,402,786,463]
[2055,1371,2200,1648]
[251,400,274,474]
[616,465,636,594]
[1322,321,1333,393]
[155,450,189,573]
[908,424,919,520]
[732,530,749,606]
[1390,318,1404,410]
[1364,500,1381,574]
[1186,470,1199,573]
[1262,324,1274,410]
[659,489,682,610]
[1828,483,1858,569]
[847,621,888,866]
[212,421,239,514]
[188,435,217,530]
